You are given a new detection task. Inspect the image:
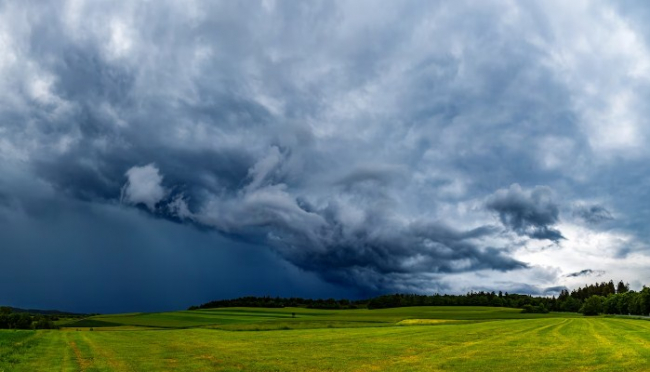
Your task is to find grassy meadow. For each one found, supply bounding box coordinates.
[2,306,650,371]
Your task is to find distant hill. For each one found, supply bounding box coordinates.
[2,306,86,316]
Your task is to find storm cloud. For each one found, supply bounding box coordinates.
[486,184,564,242]
[2,0,650,311]
[573,204,614,224]
[566,269,606,278]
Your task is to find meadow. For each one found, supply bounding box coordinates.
[2,306,650,371]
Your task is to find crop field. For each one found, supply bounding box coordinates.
[2,307,650,371]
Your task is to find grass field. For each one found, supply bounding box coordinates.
[1,307,649,371]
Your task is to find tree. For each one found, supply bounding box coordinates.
[560,296,582,312]
[603,295,618,314]
[34,317,54,329]
[8,313,32,329]
[580,296,604,316]
[617,281,630,294]
[640,287,650,316]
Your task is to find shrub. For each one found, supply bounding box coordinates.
[580,296,604,316]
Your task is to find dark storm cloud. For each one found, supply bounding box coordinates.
[0,0,537,294]
[3,0,650,309]
[336,164,407,189]
[276,219,526,293]
[565,269,605,278]
[543,286,567,295]
[145,161,528,293]
[486,184,565,242]
[573,205,614,224]
[473,282,547,296]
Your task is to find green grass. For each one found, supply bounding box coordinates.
[89,306,580,330]
[1,307,648,371]
[59,319,125,328]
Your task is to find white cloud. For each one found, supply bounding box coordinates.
[121,164,166,211]
[539,1,650,158]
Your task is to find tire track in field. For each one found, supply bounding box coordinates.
[69,340,92,372]
[60,332,80,372]
[81,333,134,371]
[67,334,104,372]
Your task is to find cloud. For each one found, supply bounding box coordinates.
[573,204,614,224]
[3,0,650,307]
[121,164,166,211]
[485,184,565,242]
[565,269,605,278]
[543,286,568,295]
[336,164,407,189]
[135,162,527,294]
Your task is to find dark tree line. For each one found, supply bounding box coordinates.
[551,280,637,315]
[189,291,556,311]
[366,292,554,311]
[366,281,638,314]
[190,280,646,316]
[586,287,650,316]
[0,307,55,329]
[189,296,362,310]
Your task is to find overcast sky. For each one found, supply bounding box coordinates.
[2,0,650,313]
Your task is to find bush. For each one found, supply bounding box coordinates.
[521,304,549,314]
[580,296,604,316]
[34,318,54,329]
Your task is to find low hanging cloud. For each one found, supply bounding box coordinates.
[543,286,568,295]
[121,164,167,211]
[486,184,565,242]
[565,269,606,278]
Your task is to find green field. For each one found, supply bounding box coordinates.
[1,306,650,371]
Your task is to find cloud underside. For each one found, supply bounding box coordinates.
[1,0,649,296]
[119,162,528,294]
[565,269,606,278]
[486,184,565,242]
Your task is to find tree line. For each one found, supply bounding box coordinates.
[190,280,648,316]
[189,296,362,310]
[0,307,55,329]
[366,280,644,315]
[578,287,650,316]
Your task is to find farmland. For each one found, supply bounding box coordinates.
[2,307,650,371]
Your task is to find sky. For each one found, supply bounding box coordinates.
[2,0,650,313]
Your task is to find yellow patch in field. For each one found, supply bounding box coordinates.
[397,319,464,326]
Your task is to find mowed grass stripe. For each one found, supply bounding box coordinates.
[601,319,650,362]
